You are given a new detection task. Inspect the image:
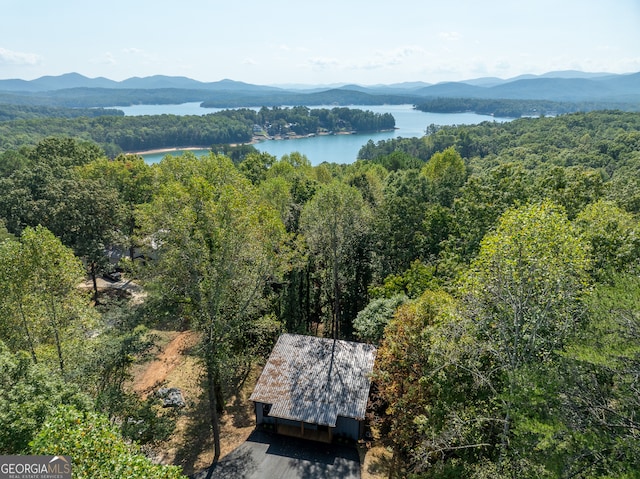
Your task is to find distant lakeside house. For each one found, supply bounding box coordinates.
[249,333,377,443]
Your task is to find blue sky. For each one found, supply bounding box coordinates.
[1,0,639,85]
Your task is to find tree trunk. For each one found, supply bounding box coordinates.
[388,447,398,479]
[19,303,37,363]
[49,297,64,375]
[53,327,64,374]
[129,214,136,261]
[204,333,222,465]
[215,380,224,415]
[498,410,511,471]
[90,261,99,304]
[332,244,340,339]
[206,363,222,464]
[305,266,311,331]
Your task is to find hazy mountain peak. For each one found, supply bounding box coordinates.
[0,71,638,104]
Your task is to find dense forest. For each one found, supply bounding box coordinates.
[0,85,418,109]
[0,103,124,121]
[0,109,639,478]
[413,97,640,118]
[0,105,394,156]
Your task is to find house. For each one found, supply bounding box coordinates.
[249,333,377,443]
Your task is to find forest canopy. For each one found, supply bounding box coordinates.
[0,109,638,478]
[0,105,394,156]
[414,97,640,117]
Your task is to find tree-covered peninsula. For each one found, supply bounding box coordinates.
[0,105,395,156]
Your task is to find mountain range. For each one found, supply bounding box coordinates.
[0,71,638,108]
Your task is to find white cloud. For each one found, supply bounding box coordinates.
[298,45,427,77]
[123,47,144,55]
[438,31,461,41]
[91,51,117,65]
[354,46,425,71]
[105,52,117,65]
[383,46,424,57]
[611,57,640,73]
[306,57,341,71]
[278,44,308,52]
[565,55,640,74]
[243,58,258,66]
[0,47,41,65]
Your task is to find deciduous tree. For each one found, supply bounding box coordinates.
[300,181,372,338]
[462,201,591,474]
[137,153,287,463]
[30,405,185,479]
[0,226,96,375]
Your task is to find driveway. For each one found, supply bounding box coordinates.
[191,430,361,479]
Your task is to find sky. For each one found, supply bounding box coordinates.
[1,0,639,86]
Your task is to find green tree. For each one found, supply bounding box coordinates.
[374,169,430,278]
[0,138,122,300]
[369,259,439,300]
[373,150,423,171]
[51,176,124,301]
[0,226,96,374]
[0,238,39,361]
[300,181,373,338]
[373,290,484,477]
[345,161,387,208]
[353,294,407,345]
[27,136,103,167]
[574,199,640,281]
[0,220,14,242]
[0,148,30,177]
[238,151,276,184]
[421,146,467,207]
[0,342,91,453]
[607,159,640,213]
[533,165,606,219]
[137,153,287,463]
[77,154,154,260]
[445,162,533,265]
[562,274,640,477]
[23,226,92,374]
[30,405,185,479]
[462,201,591,475]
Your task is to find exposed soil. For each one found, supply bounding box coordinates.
[132,330,201,397]
[86,267,392,477]
[130,329,257,476]
[125,313,388,477]
[129,328,391,477]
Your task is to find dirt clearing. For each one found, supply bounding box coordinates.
[130,329,256,475]
[132,330,201,397]
[131,329,388,477]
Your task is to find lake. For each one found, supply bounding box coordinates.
[114,103,510,165]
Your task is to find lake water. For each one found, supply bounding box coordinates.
[115,103,509,165]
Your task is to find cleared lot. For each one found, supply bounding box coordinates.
[191,430,361,479]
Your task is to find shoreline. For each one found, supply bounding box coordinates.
[130,146,209,155]
[129,129,396,156]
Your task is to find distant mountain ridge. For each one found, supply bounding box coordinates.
[0,71,638,107]
[0,73,285,93]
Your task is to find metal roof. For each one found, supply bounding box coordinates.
[249,333,377,427]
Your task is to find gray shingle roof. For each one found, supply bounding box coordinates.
[249,333,377,427]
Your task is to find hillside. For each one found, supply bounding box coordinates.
[1,110,639,478]
[0,71,638,109]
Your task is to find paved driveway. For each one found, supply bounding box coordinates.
[191,430,361,479]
